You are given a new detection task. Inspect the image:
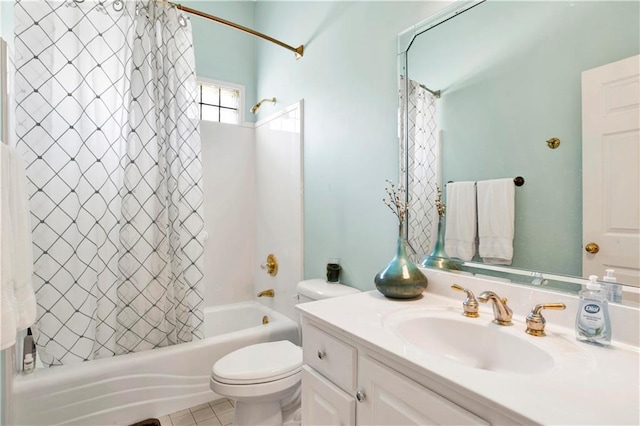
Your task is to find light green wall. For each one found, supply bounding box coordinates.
[254,2,449,289]
[410,1,639,276]
[0,1,11,41]
[185,0,257,122]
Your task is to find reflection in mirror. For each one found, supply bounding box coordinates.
[399,1,639,297]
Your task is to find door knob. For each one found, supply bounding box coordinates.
[585,243,600,254]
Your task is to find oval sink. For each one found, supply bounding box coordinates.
[386,311,555,375]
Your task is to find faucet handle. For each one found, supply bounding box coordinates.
[525,303,566,336]
[450,284,479,318]
[260,253,278,276]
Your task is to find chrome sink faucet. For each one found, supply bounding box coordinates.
[478,291,513,325]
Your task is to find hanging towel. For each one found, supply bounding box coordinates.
[10,147,36,329]
[477,178,515,265]
[444,181,477,261]
[1,143,18,349]
[1,144,36,350]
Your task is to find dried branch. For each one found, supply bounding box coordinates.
[382,179,408,224]
[435,185,445,217]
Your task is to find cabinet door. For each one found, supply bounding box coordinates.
[356,356,488,426]
[302,365,356,426]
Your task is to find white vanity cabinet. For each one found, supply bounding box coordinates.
[298,278,640,425]
[356,356,488,426]
[301,320,489,426]
[301,323,357,425]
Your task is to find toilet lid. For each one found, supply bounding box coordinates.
[212,341,302,385]
[297,279,361,300]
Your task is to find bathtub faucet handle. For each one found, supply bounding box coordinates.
[261,253,278,276]
[257,289,275,298]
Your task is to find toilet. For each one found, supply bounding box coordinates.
[210,279,360,426]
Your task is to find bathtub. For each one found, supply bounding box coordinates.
[12,301,299,425]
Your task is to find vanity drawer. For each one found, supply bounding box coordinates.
[304,324,357,392]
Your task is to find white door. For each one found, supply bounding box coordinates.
[582,55,640,286]
[356,356,487,425]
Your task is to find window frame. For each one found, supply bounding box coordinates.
[196,77,245,125]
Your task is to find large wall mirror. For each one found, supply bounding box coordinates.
[399,0,639,294]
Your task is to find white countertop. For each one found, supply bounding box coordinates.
[297,270,640,425]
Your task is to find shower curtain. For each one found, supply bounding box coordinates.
[14,0,205,366]
[399,77,440,260]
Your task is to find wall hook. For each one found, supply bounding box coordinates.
[547,137,560,149]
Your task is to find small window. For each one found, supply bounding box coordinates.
[196,79,242,125]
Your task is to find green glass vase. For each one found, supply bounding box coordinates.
[421,216,460,271]
[375,223,428,299]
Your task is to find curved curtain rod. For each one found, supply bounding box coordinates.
[419,83,440,99]
[165,1,304,59]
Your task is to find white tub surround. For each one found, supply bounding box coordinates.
[297,269,639,425]
[13,302,299,426]
[200,121,256,308]
[254,101,304,323]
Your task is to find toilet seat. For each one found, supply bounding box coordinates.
[210,370,301,401]
[212,341,302,385]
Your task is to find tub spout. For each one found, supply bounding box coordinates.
[257,289,275,298]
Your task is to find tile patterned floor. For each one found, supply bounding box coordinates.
[158,399,235,426]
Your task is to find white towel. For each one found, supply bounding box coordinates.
[1,144,36,350]
[1,143,18,349]
[444,182,477,261]
[477,178,515,265]
[10,148,36,329]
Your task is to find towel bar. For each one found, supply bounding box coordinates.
[447,176,525,187]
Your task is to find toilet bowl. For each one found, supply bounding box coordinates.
[210,341,302,426]
[210,279,360,426]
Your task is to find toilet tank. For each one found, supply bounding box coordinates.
[296,279,360,304]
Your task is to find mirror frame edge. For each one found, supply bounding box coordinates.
[396,0,601,294]
[397,1,484,55]
[397,0,486,253]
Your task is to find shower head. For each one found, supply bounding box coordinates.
[251,97,276,114]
